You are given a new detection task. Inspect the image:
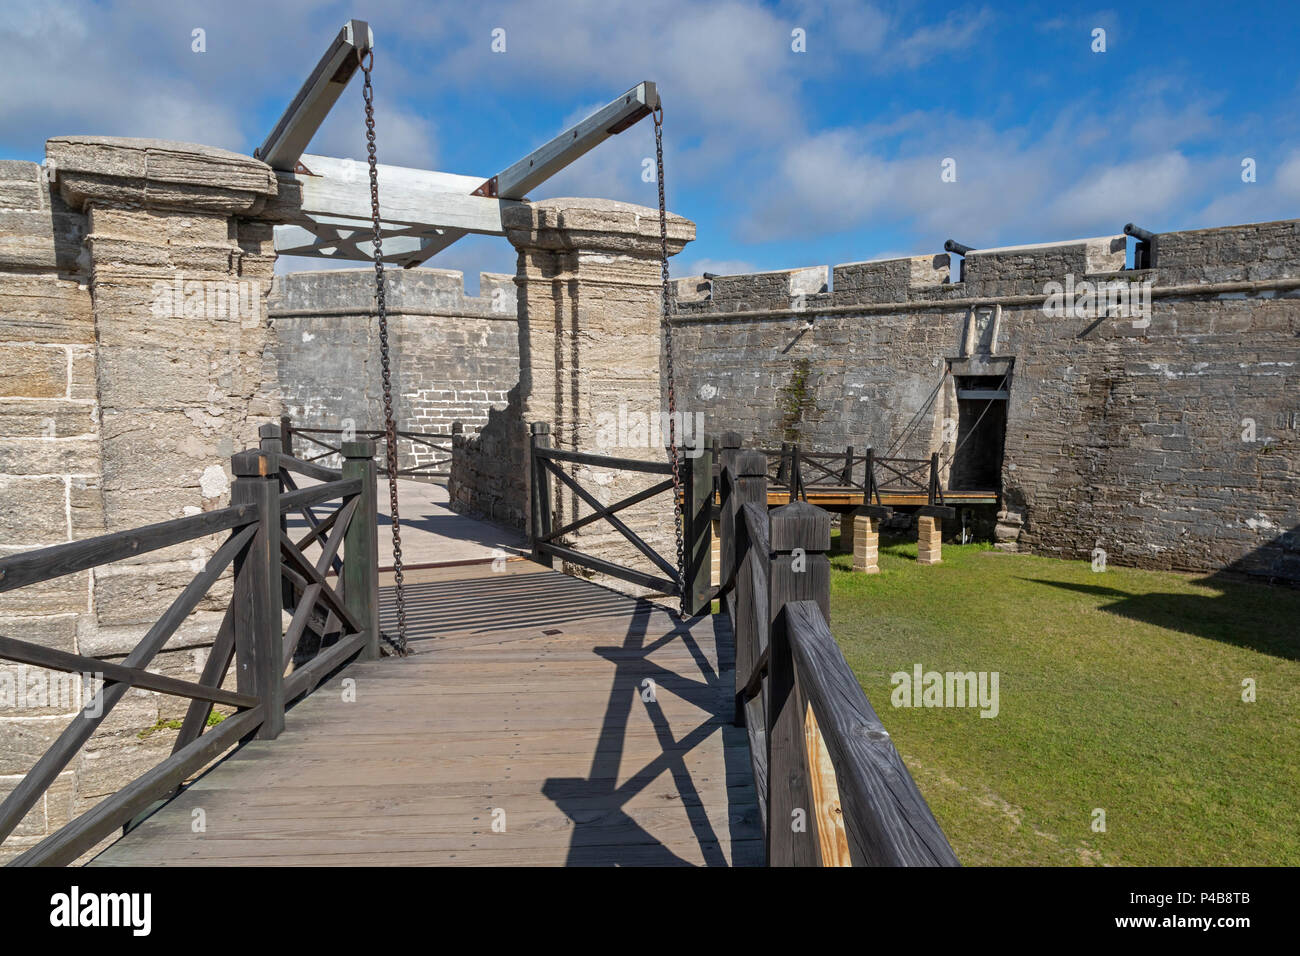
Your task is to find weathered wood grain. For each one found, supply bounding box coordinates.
[90,564,761,866]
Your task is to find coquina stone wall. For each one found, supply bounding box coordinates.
[667,219,1300,582]
[0,137,281,862]
[268,268,518,472]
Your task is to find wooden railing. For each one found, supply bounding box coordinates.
[716,447,959,866]
[759,442,945,506]
[0,435,381,866]
[281,414,453,482]
[528,422,713,616]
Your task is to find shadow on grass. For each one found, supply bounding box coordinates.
[1024,577,1300,662]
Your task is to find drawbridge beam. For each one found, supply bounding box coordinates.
[261,23,659,267]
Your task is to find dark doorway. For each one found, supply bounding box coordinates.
[949,375,1008,491]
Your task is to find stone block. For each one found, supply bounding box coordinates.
[0,344,67,398]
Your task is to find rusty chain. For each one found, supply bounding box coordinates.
[654,105,686,617]
[359,50,409,655]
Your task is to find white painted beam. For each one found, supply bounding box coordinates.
[474,81,658,199]
[257,20,373,171]
[280,167,519,234]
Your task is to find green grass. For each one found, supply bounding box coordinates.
[828,533,1300,866]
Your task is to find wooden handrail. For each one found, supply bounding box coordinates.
[719,457,957,867]
[782,601,959,866]
[0,434,383,866]
[526,422,713,614]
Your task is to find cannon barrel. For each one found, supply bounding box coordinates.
[944,239,975,256]
[1124,223,1156,242]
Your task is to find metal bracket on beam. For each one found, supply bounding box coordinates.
[256,19,373,172]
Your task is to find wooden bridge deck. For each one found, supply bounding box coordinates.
[90,562,762,866]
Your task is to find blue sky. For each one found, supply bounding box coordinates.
[4,0,1299,290]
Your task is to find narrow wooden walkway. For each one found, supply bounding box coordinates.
[91,562,762,866]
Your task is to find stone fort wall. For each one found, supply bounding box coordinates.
[667,219,1300,582]
[268,268,518,472]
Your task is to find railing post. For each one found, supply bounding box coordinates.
[230,450,284,740]
[684,436,713,616]
[790,443,804,501]
[280,414,293,458]
[766,499,831,866]
[718,432,743,589]
[863,446,876,504]
[731,450,769,728]
[529,422,553,567]
[842,444,854,485]
[343,439,381,661]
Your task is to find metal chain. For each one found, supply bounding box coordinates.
[359,50,409,655]
[654,105,686,617]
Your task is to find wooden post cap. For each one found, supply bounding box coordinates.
[342,439,377,458]
[769,500,832,552]
[734,449,768,478]
[231,450,273,477]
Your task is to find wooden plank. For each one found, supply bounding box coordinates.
[535,542,677,595]
[481,82,658,199]
[0,504,256,592]
[280,477,361,511]
[10,705,266,867]
[257,20,372,170]
[784,600,959,866]
[89,564,762,867]
[536,446,672,474]
[803,701,851,866]
[283,168,521,233]
[0,632,257,710]
[231,451,284,740]
[0,521,257,844]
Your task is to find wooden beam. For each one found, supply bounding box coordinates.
[281,166,520,233]
[397,81,659,267]
[257,20,373,171]
[473,81,659,199]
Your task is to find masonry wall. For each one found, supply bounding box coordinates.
[268,268,518,472]
[0,138,282,862]
[669,219,1300,582]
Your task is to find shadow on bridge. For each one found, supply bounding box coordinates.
[542,601,757,866]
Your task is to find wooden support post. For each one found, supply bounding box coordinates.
[929,451,940,506]
[767,500,831,866]
[529,422,553,567]
[730,451,768,727]
[864,446,877,504]
[842,444,854,485]
[342,440,381,660]
[717,432,743,591]
[280,415,294,459]
[260,424,286,540]
[790,443,804,501]
[683,438,713,616]
[230,450,284,740]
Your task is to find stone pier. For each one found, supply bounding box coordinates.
[917,514,943,565]
[500,198,694,592]
[852,512,881,574]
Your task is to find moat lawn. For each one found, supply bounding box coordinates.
[827,534,1300,866]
